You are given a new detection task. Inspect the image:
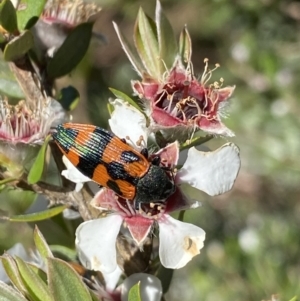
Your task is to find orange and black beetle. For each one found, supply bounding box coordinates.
[52,123,175,208]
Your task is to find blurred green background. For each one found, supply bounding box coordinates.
[1,0,300,300]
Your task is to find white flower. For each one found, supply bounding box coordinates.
[61,156,91,192]
[69,99,241,272]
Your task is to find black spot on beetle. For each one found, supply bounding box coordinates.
[106,180,123,196]
[106,161,138,185]
[120,150,141,163]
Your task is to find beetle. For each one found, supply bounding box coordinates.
[52,123,175,209]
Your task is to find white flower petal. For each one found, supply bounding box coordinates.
[121,273,162,301]
[176,143,240,196]
[102,265,123,291]
[109,98,148,150]
[61,156,91,191]
[159,215,205,269]
[75,215,123,273]
[62,208,81,220]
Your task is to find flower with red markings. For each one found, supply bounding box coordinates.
[133,58,235,136]
[114,1,235,137]
[61,99,240,271]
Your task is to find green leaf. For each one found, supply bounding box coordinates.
[155,0,177,69]
[0,0,18,33]
[0,32,6,43]
[15,256,52,301]
[7,205,68,222]
[33,226,53,265]
[113,22,144,77]
[0,177,17,185]
[179,25,192,65]
[134,8,160,78]
[0,281,28,301]
[1,255,28,294]
[3,30,34,61]
[89,290,100,301]
[48,258,93,301]
[16,0,47,30]
[109,88,142,111]
[47,22,93,78]
[0,56,24,98]
[57,86,80,111]
[27,135,51,184]
[128,282,141,301]
[26,263,48,284]
[49,245,77,262]
[288,297,298,301]
[180,135,213,151]
[0,187,37,215]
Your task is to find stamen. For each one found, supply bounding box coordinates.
[182,81,190,99]
[116,199,131,216]
[126,199,136,215]
[201,59,221,85]
[210,90,220,113]
[185,60,194,79]
[155,89,167,106]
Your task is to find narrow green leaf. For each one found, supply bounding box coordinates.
[3,30,34,61]
[0,187,37,215]
[16,0,47,30]
[113,22,144,77]
[179,25,192,65]
[180,135,213,151]
[109,88,142,111]
[107,102,113,116]
[8,205,67,222]
[288,297,298,301]
[0,32,6,43]
[48,258,93,301]
[155,0,177,69]
[15,256,52,301]
[49,245,77,262]
[88,289,101,301]
[0,177,17,185]
[27,135,51,184]
[128,282,141,301]
[26,263,48,284]
[47,22,93,78]
[0,0,18,33]
[1,255,28,294]
[33,226,53,265]
[0,281,28,301]
[134,8,160,78]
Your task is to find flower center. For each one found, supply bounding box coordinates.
[155,80,210,124]
[42,0,100,27]
[116,198,166,220]
[0,100,41,142]
[154,59,223,125]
